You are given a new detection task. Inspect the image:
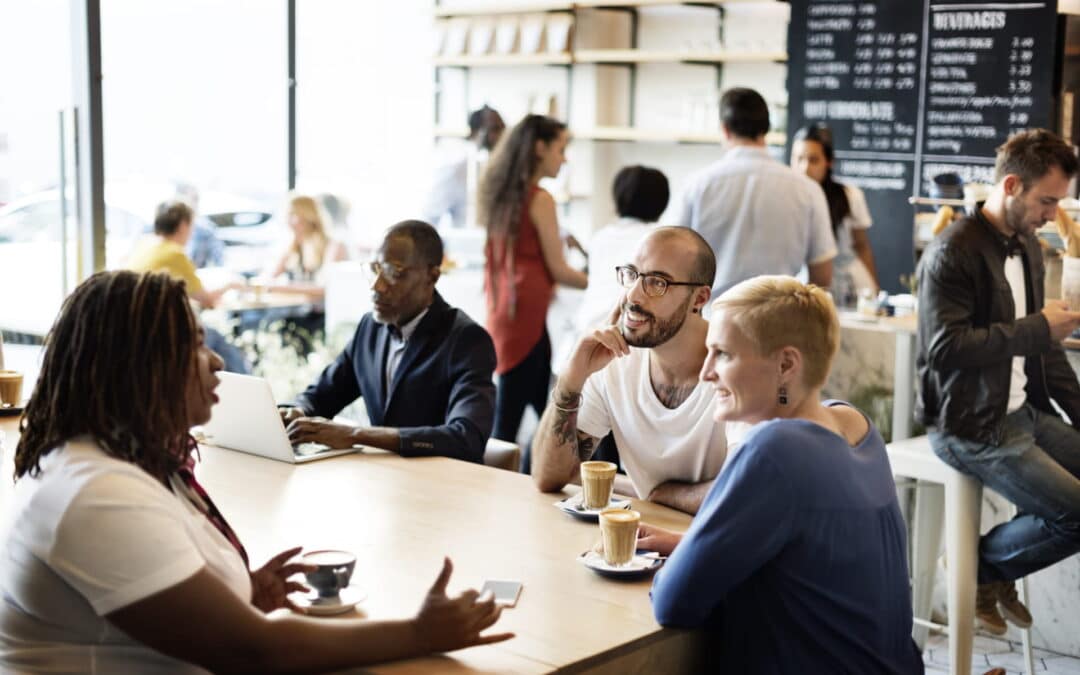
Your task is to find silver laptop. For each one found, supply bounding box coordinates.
[201,372,357,464]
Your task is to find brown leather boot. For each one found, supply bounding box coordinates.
[976,582,1007,635]
[996,580,1033,629]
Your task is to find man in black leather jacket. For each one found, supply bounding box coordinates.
[917,129,1080,636]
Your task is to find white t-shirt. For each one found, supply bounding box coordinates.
[677,146,837,298]
[0,438,252,674]
[577,348,728,498]
[1003,254,1028,413]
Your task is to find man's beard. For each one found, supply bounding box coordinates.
[1004,195,1031,236]
[620,294,694,348]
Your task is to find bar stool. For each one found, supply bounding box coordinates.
[887,436,1035,675]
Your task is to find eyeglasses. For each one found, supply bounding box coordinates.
[363,260,420,285]
[615,265,701,298]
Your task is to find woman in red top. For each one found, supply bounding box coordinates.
[480,114,587,467]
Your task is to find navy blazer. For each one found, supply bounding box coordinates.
[293,291,496,463]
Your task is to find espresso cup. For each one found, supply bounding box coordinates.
[580,460,617,509]
[301,549,356,598]
[0,371,23,408]
[599,509,640,566]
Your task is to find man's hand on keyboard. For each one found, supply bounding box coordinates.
[285,416,358,450]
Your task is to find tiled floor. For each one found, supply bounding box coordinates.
[924,633,1080,674]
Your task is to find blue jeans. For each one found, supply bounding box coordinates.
[930,404,1080,584]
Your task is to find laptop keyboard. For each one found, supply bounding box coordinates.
[293,442,334,456]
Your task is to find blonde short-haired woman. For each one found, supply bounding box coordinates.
[643,276,922,673]
[267,195,347,298]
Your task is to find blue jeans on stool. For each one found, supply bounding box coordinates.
[930,403,1080,584]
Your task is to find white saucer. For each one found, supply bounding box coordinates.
[578,550,664,579]
[291,585,367,616]
[553,493,632,521]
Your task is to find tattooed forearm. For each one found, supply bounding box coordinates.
[549,388,596,461]
[652,382,695,409]
[552,388,582,446]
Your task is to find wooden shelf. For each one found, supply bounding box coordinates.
[435,0,783,14]
[434,127,470,138]
[434,52,572,66]
[575,125,786,146]
[435,49,786,67]
[574,48,786,63]
[434,1,573,17]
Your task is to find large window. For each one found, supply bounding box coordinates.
[0,0,74,336]
[296,0,433,248]
[101,0,288,272]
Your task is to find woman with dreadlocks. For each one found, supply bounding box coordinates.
[0,271,510,673]
[479,114,587,467]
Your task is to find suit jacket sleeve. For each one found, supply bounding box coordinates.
[292,326,364,418]
[919,242,1052,370]
[396,322,496,462]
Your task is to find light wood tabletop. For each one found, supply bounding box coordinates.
[0,417,703,673]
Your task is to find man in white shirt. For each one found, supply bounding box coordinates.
[678,87,836,297]
[532,227,728,515]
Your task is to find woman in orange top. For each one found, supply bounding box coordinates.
[480,115,587,467]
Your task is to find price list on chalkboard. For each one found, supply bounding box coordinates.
[787,0,1058,291]
[918,0,1057,192]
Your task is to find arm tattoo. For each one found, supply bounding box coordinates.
[549,389,596,461]
[652,382,696,409]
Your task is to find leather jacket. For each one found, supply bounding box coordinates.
[915,209,1080,444]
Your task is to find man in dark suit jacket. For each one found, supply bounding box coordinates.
[281,220,496,463]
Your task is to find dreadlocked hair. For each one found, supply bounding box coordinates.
[15,270,198,482]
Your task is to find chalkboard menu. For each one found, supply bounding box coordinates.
[787,0,1058,292]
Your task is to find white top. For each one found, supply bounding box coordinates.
[576,348,728,498]
[0,439,252,674]
[677,146,837,297]
[385,306,430,390]
[834,183,873,271]
[575,218,654,333]
[1003,254,1028,413]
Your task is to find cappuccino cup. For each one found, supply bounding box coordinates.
[301,549,356,598]
[0,371,23,408]
[599,509,640,566]
[580,460,617,509]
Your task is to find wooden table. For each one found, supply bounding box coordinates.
[0,418,702,673]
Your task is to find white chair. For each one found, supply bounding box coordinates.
[886,435,1034,675]
[484,438,520,473]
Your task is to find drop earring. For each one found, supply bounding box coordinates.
[778,386,788,405]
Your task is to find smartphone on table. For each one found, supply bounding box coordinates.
[480,579,523,608]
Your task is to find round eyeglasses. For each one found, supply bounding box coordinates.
[363,261,420,285]
[615,265,701,298]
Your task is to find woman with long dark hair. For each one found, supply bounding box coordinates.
[1,270,509,673]
[479,114,587,462]
[791,124,879,303]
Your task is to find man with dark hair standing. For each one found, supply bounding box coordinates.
[422,105,506,228]
[532,227,730,515]
[917,129,1080,635]
[281,220,497,463]
[678,87,835,297]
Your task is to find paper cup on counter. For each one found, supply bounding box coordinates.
[1062,256,1080,311]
